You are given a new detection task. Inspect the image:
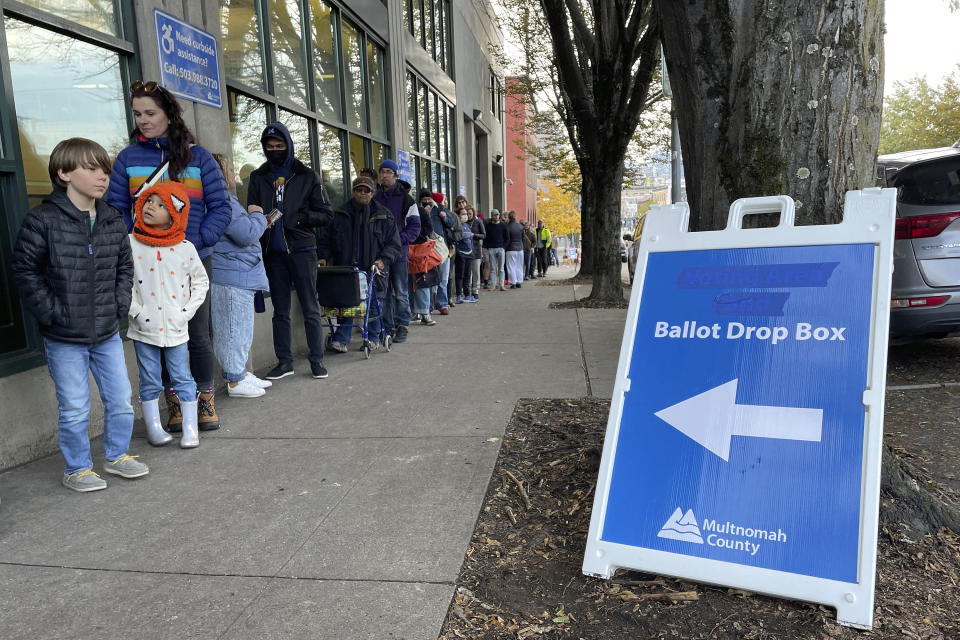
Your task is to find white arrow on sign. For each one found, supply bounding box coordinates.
[654,379,823,461]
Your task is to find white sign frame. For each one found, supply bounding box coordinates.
[582,190,896,629]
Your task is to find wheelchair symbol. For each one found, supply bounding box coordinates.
[160,24,175,55]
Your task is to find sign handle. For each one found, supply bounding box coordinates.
[726,196,796,230]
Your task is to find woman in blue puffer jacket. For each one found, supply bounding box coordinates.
[108,81,232,432]
[210,154,270,399]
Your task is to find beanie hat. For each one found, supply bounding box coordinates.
[352,175,376,192]
[431,192,444,204]
[490,208,501,217]
[418,188,432,200]
[378,159,399,174]
[133,181,190,247]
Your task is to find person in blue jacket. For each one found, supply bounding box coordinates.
[210,153,271,399]
[108,81,232,433]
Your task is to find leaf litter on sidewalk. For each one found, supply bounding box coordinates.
[439,398,960,639]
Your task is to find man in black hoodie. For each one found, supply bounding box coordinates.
[246,122,332,380]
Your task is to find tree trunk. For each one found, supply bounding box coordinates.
[656,0,957,536]
[657,0,884,228]
[577,174,595,277]
[587,166,625,299]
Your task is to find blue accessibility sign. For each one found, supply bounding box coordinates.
[601,243,874,583]
[154,9,222,109]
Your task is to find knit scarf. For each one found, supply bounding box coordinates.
[132,221,185,247]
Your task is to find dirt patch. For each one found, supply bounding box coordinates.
[439,398,960,640]
[549,299,629,310]
[536,275,592,286]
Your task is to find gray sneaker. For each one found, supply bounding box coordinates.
[103,455,150,479]
[62,469,107,492]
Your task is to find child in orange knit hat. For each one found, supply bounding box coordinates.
[128,182,209,448]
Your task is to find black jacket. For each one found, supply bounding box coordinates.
[317,198,401,270]
[12,189,133,344]
[468,216,486,259]
[247,124,332,256]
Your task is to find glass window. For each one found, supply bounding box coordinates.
[407,74,418,151]
[402,0,412,35]
[437,0,446,70]
[318,124,345,205]
[16,0,118,35]
[432,162,441,193]
[419,157,430,191]
[441,103,449,163]
[310,0,342,122]
[342,21,367,132]
[444,0,453,72]
[413,0,424,47]
[6,18,128,207]
[424,0,435,59]
[432,92,441,160]
[419,84,429,153]
[228,91,269,205]
[348,132,366,187]
[443,166,451,200]
[220,0,265,91]
[279,109,312,166]
[367,41,387,139]
[372,142,388,170]
[270,0,308,108]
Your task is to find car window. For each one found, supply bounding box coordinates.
[895,158,960,205]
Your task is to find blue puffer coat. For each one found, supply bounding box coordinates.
[107,135,232,259]
[211,195,269,291]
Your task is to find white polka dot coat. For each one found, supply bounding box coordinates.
[127,236,209,347]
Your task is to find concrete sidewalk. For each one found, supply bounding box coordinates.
[0,265,627,640]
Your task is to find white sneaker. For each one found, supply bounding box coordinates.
[228,378,266,398]
[244,371,272,388]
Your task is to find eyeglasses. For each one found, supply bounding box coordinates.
[353,187,372,194]
[130,80,158,93]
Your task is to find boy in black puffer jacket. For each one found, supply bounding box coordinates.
[13,138,146,492]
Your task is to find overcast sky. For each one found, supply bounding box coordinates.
[885,0,960,93]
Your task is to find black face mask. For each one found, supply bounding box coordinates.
[265,149,287,166]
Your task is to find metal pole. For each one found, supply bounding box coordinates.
[671,109,681,204]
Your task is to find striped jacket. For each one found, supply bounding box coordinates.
[107,135,232,260]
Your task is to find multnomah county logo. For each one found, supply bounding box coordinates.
[657,507,703,544]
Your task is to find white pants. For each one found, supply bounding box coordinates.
[506,251,524,285]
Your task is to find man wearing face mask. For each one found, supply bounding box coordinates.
[247,122,333,381]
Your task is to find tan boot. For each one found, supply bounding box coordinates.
[197,391,220,431]
[165,393,182,433]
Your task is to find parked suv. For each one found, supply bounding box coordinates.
[877,143,960,342]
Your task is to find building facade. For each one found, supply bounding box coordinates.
[504,76,536,222]
[0,0,505,470]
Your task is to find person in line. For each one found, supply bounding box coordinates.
[246,122,332,381]
[210,153,270,399]
[408,193,437,325]
[127,182,209,449]
[108,81,231,433]
[535,220,553,277]
[505,211,525,289]
[318,173,401,351]
[484,209,508,290]
[522,220,535,280]
[374,160,420,343]
[426,190,455,315]
[466,204,486,300]
[13,138,146,492]
[453,206,475,303]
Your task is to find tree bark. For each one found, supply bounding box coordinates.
[657,0,884,228]
[577,174,595,277]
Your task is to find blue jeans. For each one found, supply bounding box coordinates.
[211,284,255,382]
[382,259,411,331]
[432,257,450,308]
[488,248,505,287]
[134,340,196,402]
[43,333,134,474]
